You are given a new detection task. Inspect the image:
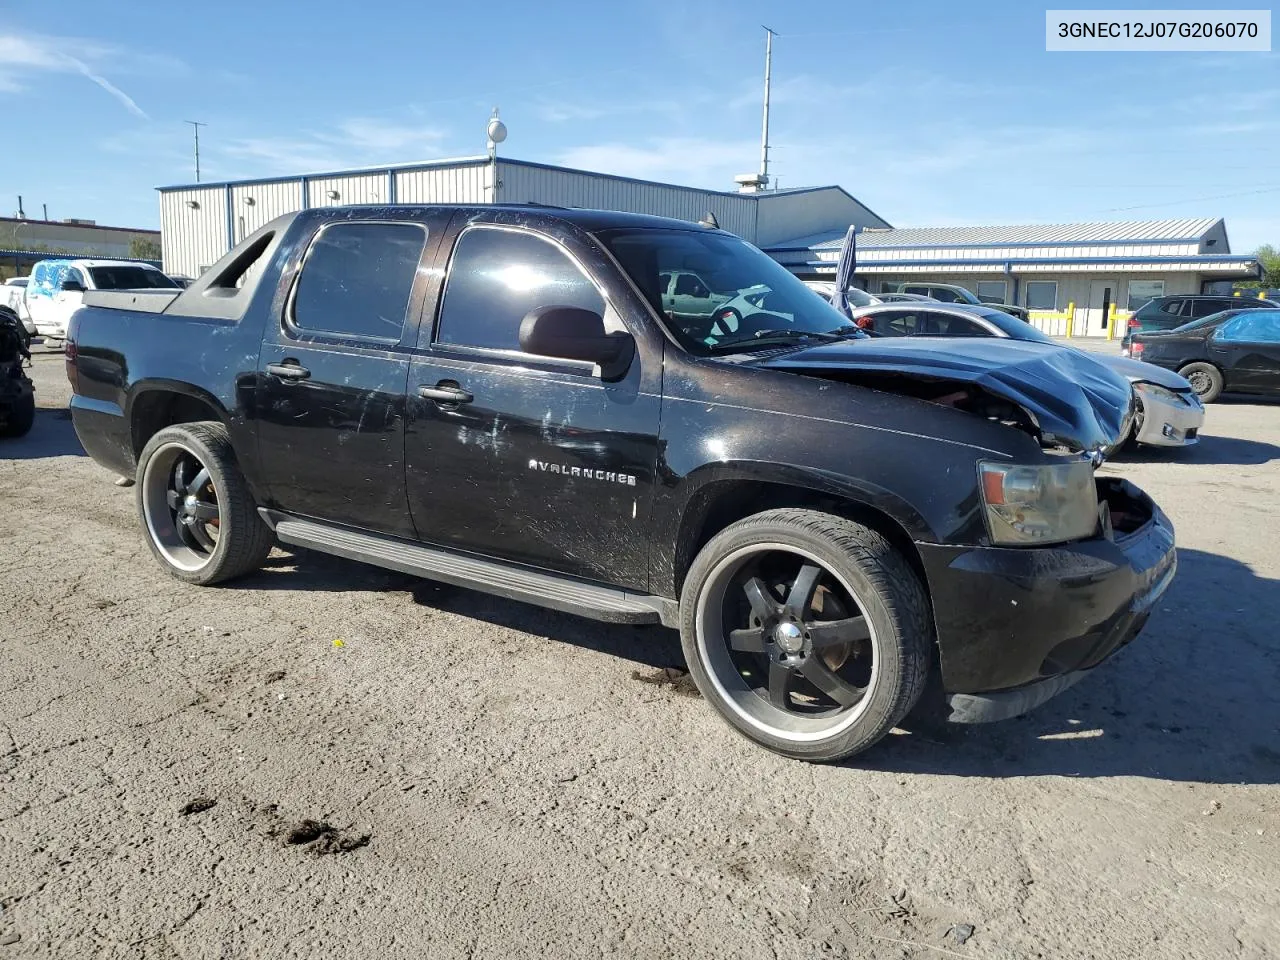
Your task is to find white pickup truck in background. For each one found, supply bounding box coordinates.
[24,258,178,340]
[2,278,35,335]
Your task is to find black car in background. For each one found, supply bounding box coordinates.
[1130,308,1280,402]
[1122,294,1276,355]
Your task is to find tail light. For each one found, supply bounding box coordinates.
[1130,341,1143,359]
[1127,318,1140,330]
[64,338,79,392]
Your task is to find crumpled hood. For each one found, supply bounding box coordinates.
[1097,354,1193,390]
[754,336,1134,454]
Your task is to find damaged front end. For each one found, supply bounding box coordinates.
[757,337,1135,460]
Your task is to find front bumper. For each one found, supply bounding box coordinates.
[916,480,1175,721]
[1135,392,1204,447]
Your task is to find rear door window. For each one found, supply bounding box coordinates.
[435,227,605,353]
[1189,298,1230,318]
[291,221,427,340]
[877,311,923,336]
[1160,299,1185,317]
[926,312,985,336]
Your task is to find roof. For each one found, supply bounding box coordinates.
[17,254,164,268]
[797,254,1259,277]
[0,216,160,235]
[155,156,891,219]
[797,217,1222,251]
[157,155,493,192]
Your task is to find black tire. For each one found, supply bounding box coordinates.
[2,389,34,438]
[679,508,932,762]
[135,421,274,585]
[1121,398,1144,452]
[1179,362,1223,403]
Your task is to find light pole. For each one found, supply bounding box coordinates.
[486,107,507,202]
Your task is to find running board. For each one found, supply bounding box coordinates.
[268,514,677,627]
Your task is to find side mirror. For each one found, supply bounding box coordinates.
[519,305,634,380]
[60,278,86,293]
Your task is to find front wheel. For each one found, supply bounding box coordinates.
[1179,362,1223,403]
[679,508,932,762]
[136,421,274,585]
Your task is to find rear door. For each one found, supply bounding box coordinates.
[254,215,447,537]
[403,218,662,589]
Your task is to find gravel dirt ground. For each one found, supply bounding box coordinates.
[2,346,1278,959]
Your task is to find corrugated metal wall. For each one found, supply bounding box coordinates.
[755,190,889,248]
[230,179,304,245]
[159,187,230,278]
[159,158,872,277]
[396,163,487,204]
[305,172,388,207]
[497,161,757,240]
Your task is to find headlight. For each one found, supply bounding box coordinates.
[1133,381,1183,405]
[978,460,1099,545]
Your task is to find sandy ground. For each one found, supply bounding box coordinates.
[2,346,1278,960]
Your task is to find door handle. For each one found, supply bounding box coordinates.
[418,383,473,405]
[266,362,311,381]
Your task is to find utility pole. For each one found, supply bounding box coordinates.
[760,25,776,190]
[42,203,47,221]
[185,120,206,182]
[16,195,24,219]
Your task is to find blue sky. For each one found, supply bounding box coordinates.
[2,0,1277,249]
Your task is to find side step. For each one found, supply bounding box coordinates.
[268,514,677,627]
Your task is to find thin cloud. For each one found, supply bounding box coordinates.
[556,137,761,187]
[0,31,154,118]
[70,58,148,119]
[216,117,451,179]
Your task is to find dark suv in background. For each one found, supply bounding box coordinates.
[1122,294,1276,355]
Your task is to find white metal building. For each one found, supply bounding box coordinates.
[765,218,1261,337]
[156,157,891,279]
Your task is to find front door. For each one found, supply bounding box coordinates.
[1084,280,1116,337]
[404,221,662,590]
[1209,310,1280,393]
[254,216,444,538]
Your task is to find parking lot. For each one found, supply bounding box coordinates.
[2,347,1278,959]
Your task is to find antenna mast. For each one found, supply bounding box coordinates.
[185,120,206,182]
[760,25,776,189]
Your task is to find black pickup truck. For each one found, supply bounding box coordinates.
[66,205,1175,762]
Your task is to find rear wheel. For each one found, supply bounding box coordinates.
[136,421,274,585]
[679,508,931,762]
[1179,362,1223,403]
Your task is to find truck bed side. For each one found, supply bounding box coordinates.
[66,216,300,487]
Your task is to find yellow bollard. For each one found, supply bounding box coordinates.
[1065,301,1075,338]
[1107,303,1117,341]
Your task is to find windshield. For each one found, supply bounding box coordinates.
[88,266,178,290]
[975,308,1055,343]
[597,228,863,353]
